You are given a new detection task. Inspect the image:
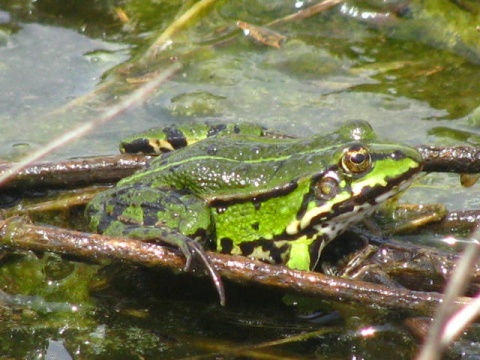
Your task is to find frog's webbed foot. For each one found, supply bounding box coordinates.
[181,239,225,306]
[154,229,225,306]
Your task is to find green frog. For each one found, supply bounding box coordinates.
[86,121,423,304]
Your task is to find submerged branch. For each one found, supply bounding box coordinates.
[0,217,472,316]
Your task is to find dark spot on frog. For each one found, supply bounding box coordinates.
[206,144,217,155]
[233,125,242,134]
[163,191,185,205]
[269,242,289,264]
[216,206,227,214]
[207,124,227,137]
[153,152,174,167]
[239,239,288,264]
[95,201,125,232]
[220,237,233,254]
[163,126,187,149]
[121,138,154,154]
[251,222,259,231]
[168,164,181,173]
[250,146,261,155]
[239,241,254,256]
[143,211,164,226]
[191,227,207,238]
[308,238,323,269]
[210,181,297,208]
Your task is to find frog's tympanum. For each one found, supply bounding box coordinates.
[86,121,423,301]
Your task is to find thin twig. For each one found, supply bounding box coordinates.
[416,235,480,360]
[142,0,219,62]
[0,63,181,188]
[442,292,480,345]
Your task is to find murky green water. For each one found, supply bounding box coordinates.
[1,0,480,358]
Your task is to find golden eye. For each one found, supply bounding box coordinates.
[341,144,371,174]
[315,176,339,201]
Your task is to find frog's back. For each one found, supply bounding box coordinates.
[118,134,337,200]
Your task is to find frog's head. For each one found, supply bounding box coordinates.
[286,140,423,268]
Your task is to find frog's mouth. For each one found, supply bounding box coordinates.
[292,160,422,233]
[301,165,422,270]
[351,164,423,207]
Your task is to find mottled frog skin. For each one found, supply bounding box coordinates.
[86,121,423,300]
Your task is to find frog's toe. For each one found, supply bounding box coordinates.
[179,242,194,272]
[183,239,225,306]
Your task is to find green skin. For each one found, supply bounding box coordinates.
[86,121,423,275]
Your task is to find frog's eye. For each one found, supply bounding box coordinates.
[341,144,371,174]
[315,176,340,201]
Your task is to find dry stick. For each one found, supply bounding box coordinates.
[230,0,344,49]
[2,144,480,190]
[419,145,480,173]
[1,143,480,191]
[0,63,182,188]
[0,154,150,190]
[0,217,472,316]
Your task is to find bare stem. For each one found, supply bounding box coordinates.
[0,63,181,188]
[142,0,220,62]
[416,236,480,360]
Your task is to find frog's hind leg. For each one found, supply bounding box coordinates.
[120,122,266,154]
[87,185,225,305]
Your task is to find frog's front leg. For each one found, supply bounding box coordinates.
[86,185,225,305]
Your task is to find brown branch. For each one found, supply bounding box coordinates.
[2,144,480,191]
[419,145,480,173]
[0,155,150,190]
[0,217,471,316]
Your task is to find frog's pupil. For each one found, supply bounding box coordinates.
[341,145,371,174]
[351,152,366,164]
